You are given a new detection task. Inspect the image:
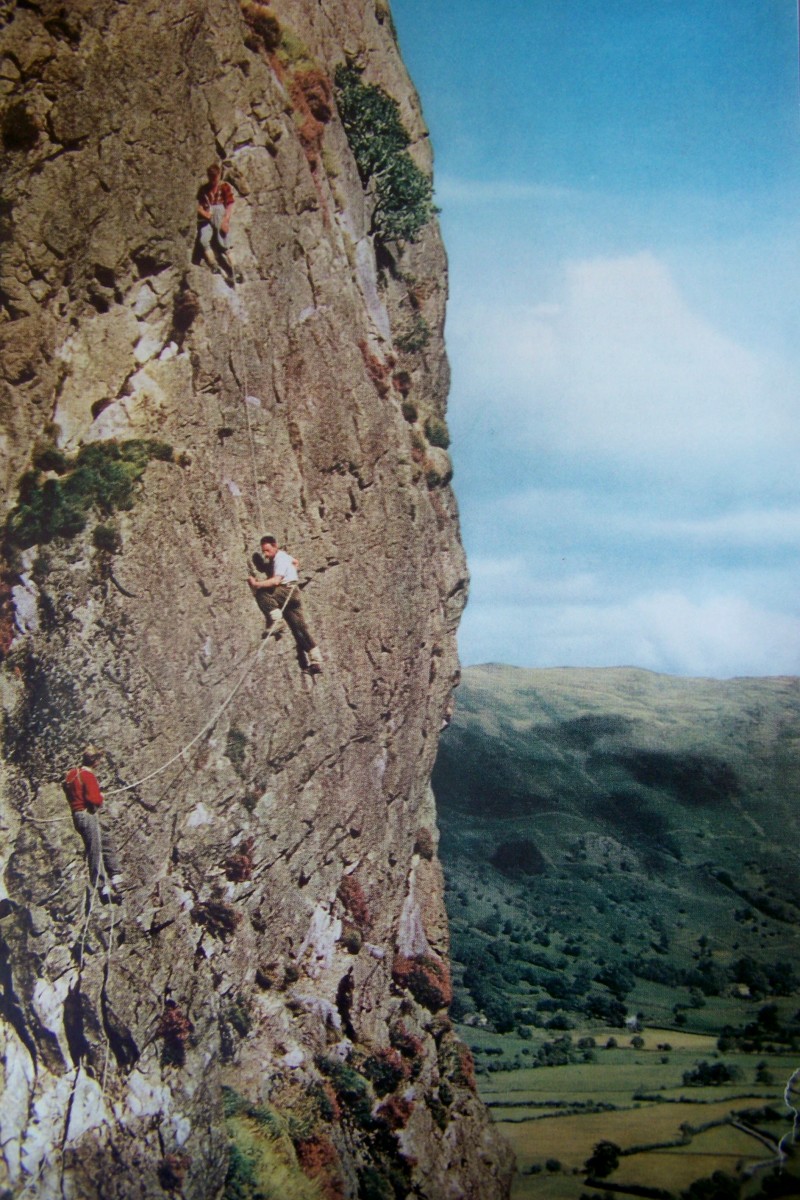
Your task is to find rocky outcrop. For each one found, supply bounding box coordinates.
[0,1,512,1197]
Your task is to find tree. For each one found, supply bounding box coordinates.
[585,1140,621,1179]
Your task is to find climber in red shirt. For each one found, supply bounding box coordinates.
[197,163,235,279]
[64,745,122,902]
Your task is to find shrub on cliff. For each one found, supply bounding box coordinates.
[6,438,173,548]
[392,953,452,1011]
[334,64,435,244]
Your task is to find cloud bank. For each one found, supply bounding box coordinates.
[447,252,800,676]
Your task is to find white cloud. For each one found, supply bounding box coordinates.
[482,486,800,549]
[460,589,800,679]
[448,251,800,487]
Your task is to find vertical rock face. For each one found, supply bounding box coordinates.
[0,1,513,1197]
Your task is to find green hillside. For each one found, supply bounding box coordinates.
[433,666,800,1198]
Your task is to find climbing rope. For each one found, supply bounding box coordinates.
[229,274,267,533]
[106,585,295,796]
[27,591,295,836]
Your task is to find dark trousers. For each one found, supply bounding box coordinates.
[72,809,120,886]
[256,584,316,654]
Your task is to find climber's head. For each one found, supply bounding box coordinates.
[260,535,278,560]
[82,745,103,766]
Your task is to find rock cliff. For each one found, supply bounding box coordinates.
[0,2,513,1196]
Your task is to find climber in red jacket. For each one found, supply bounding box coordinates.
[196,162,235,279]
[64,746,122,902]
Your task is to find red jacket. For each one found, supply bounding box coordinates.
[198,180,235,211]
[64,767,104,813]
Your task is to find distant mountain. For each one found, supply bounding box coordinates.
[433,665,800,1033]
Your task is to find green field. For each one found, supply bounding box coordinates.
[464,1026,798,1199]
[436,666,800,1198]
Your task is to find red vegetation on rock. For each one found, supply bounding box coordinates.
[440,1039,477,1091]
[290,69,333,170]
[357,341,392,398]
[240,1,281,52]
[0,571,14,659]
[156,1001,193,1066]
[376,1093,415,1131]
[392,370,412,397]
[336,873,371,930]
[295,1136,345,1200]
[224,835,255,882]
[157,1152,192,1192]
[391,953,452,1012]
[389,1020,425,1070]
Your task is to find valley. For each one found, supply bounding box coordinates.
[434,665,800,1198]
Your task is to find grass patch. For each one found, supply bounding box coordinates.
[223,1104,322,1200]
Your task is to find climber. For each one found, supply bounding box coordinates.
[64,746,122,903]
[248,535,324,674]
[196,162,235,279]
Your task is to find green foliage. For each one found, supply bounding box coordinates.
[680,1171,741,1200]
[222,1086,249,1118]
[92,523,121,554]
[424,416,450,450]
[276,27,315,70]
[584,1140,621,1179]
[315,1056,374,1127]
[32,444,68,473]
[340,927,362,954]
[6,438,173,549]
[222,1085,323,1200]
[395,314,430,353]
[362,1048,406,1096]
[223,995,253,1038]
[226,727,249,774]
[225,1142,257,1200]
[334,64,409,178]
[334,64,435,243]
[223,1119,322,1200]
[357,1166,393,1200]
[682,1060,741,1087]
[373,154,436,242]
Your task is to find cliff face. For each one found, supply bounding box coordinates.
[0,2,513,1197]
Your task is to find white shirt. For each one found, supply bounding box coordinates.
[272,549,299,584]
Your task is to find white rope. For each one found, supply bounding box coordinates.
[106,586,295,796]
[105,638,266,796]
[231,277,267,532]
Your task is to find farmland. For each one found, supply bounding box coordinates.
[435,666,800,1198]
[462,1025,797,1198]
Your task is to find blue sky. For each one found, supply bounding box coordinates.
[391,0,800,678]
